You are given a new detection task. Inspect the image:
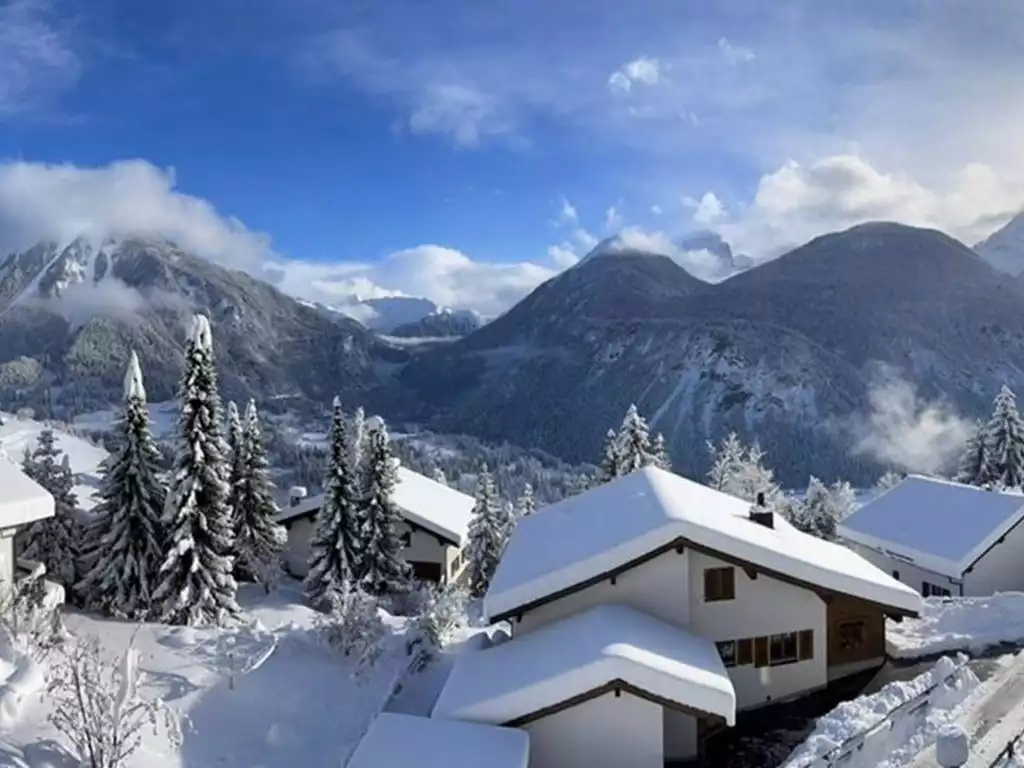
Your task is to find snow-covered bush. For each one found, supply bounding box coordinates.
[414,584,468,650]
[0,571,64,659]
[387,581,437,617]
[47,636,182,768]
[313,586,386,668]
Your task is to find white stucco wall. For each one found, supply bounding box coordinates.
[283,516,451,581]
[843,540,962,597]
[526,693,664,768]
[663,708,698,761]
[688,550,827,708]
[515,548,690,636]
[963,519,1024,596]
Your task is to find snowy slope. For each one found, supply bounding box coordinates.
[1,583,413,768]
[975,211,1024,276]
[887,593,1024,659]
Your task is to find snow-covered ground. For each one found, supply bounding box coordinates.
[888,593,1024,659]
[0,412,110,510]
[782,655,990,768]
[73,401,178,440]
[0,583,423,767]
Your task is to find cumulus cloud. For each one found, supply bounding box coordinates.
[608,56,662,93]
[606,227,732,281]
[683,192,725,224]
[850,374,973,475]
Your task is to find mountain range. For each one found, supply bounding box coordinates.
[3,215,1024,486]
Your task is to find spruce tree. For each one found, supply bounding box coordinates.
[18,429,82,599]
[983,385,1024,489]
[358,420,409,596]
[795,476,840,541]
[76,351,166,619]
[466,464,510,597]
[597,429,622,484]
[153,314,240,626]
[234,400,286,589]
[306,398,363,607]
[650,432,671,471]
[432,467,448,486]
[349,406,366,470]
[955,420,988,486]
[616,404,653,475]
[707,432,746,491]
[515,483,537,518]
[225,400,245,529]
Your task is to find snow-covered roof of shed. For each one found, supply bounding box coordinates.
[485,467,922,622]
[838,475,1024,578]
[432,603,736,726]
[347,713,529,768]
[277,463,475,545]
[0,454,54,528]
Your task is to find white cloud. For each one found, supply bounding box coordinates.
[606,227,733,281]
[651,204,662,215]
[851,373,972,475]
[547,243,579,269]
[717,37,754,65]
[0,0,80,117]
[609,56,662,93]
[558,196,578,223]
[683,192,725,224]
[573,228,599,248]
[605,206,623,231]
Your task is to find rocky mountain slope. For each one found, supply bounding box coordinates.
[0,237,406,418]
[389,307,484,338]
[974,211,1024,276]
[394,223,1024,485]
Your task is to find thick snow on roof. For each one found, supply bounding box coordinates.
[432,604,736,726]
[485,467,921,621]
[0,456,53,528]
[838,475,1024,577]
[348,713,529,768]
[278,463,475,545]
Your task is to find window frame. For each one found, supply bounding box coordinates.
[703,566,737,602]
[769,631,799,666]
[715,640,737,667]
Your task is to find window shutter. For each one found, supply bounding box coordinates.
[798,629,814,661]
[703,568,717,600]
[737,638,753,666]
[754,636,769,668]
[723,568,736,599]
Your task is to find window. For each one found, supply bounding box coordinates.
[754,636,769,668]
[704,567,736,602]
[922,581,951,598]
[737,638,753,666]
[798,629,814,661]
[716,640,736,667]
[837,620,866,651]
[769,632,799,665]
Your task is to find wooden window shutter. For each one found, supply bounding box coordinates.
[722,567,736,599]
[737,638,753,666]
[798,629,814,661]
[754,636,769,668]
[703,568,717,600]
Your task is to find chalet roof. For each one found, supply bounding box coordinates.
[838,475,1024,579]
[277,462,475,546]
[484,467,922,623]
[431,604,736,727]
[0,455,54,529]
[347,713,529,768]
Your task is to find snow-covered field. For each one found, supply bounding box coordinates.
[0,412,110,511]
[888,593,1024,659]
[0,583,422,768]
[782,655,990,768]
[73,402,178,441]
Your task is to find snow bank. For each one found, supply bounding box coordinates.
[0,652,45,728]
[888,593,1024,659]
[781,655,979,768]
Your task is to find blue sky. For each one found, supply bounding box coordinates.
[2,0,1024,314]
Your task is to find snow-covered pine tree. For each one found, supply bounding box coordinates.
[707,432,746,492]
[795,476,840,540]
[983,385,1024,489]
[17,429,82,599]
[955,420,988,486]
[432,467,448,486]
[706,433,783,506]
[225,400,245,531]
[466,464,509,597]
[153,314,240,626]
[650,432,671,471]
[234,400,286,589]
[875,469,905,492]
[358,420,409,597]
[515,482,537,518]
[306,397,363,608]
[597,428,623,484]
[616,404,654,475]
[76,351,167,619]
[349,406,366,471]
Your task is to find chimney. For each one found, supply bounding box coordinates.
[748,492,774,529]
[289,486,308,507]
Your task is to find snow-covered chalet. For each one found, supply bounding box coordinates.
[839,474,1024,598]
[277,461,475,585]
[431,466,922,768]
[0,455,55,586]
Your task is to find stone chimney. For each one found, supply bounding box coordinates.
[748,491,774,529]
[288,486,308,507]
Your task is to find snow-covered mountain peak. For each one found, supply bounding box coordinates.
[974,209,1024,276]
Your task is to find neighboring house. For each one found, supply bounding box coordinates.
[347,712,529,768]
[0,455,55,586]
[277,461,475,585]
[431,467,921,768]
[838,474,1024,598]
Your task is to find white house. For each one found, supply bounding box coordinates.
[431,467,921,768]
[347,712,530,768]
[0,455,55,586]
[277,461,476,585]
[838,474,1024,598]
